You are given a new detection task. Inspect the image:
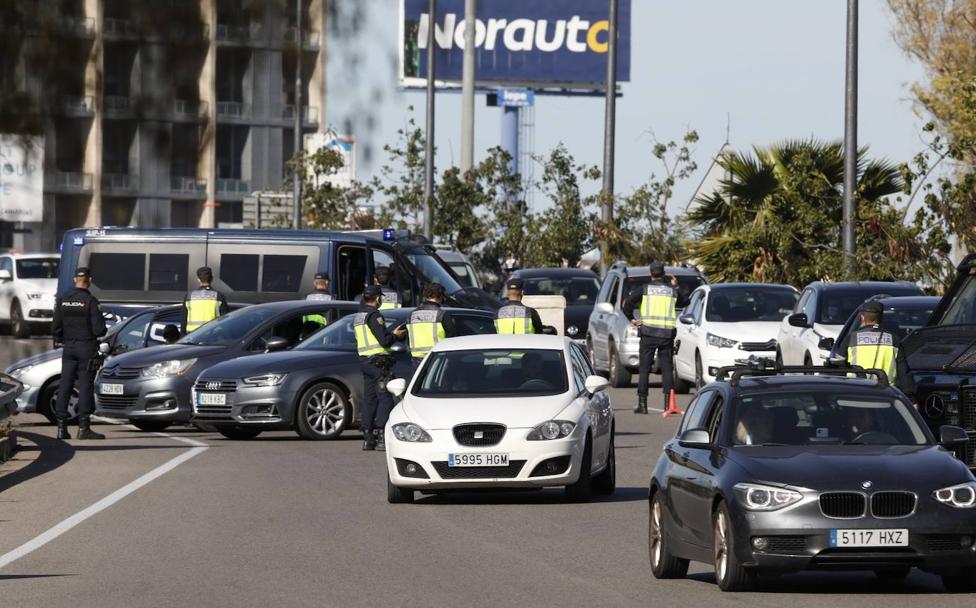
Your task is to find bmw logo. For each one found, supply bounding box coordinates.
[861,480,873,490]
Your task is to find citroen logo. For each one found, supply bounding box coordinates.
[861,480,873,490]
[206,381,220,391]
[924,394,947,419]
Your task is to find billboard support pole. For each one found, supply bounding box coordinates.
[292,0,303,230]
[460,0,476,172]
[842,0,858,279]
[501,105,519,178]
[599,0,619,277]
[423,0,436,240]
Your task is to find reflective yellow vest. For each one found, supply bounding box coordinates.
[639,285,677,332]
[495,303,533,334]
[408,308,446,358]
[848,328,898,382]
[354,311,389,357]
[303,292,332,326]
[379,288,402,310]
[185,288,220,332]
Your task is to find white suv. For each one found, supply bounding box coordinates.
[0,253,60,338]
[673,283,798,391]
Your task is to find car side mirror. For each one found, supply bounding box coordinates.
[939,425,969,449]
[542,325,557,335]
[788,313,810,328]
[595,302,613,315]
[386,377,407,397]
[98,342,111,355]
[390,342,407,354]
[584,375,609,395]
[264,336,290,352]
[678,428,710,448]
[825,354,847,368]
[818,337,835,350]
[0,269,11,281]
[679,313,694,325]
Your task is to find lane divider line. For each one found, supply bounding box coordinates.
[0,430,208,571]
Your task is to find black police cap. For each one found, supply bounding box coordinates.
[74,267,92,278]
[197,266,214,280]
[862,301,884,314]
[506,278,524,291]
[363,285,383,299]
[314,272,329,281]
[649,261,666,275]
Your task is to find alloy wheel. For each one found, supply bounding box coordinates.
[650,498,663,568]
[306,387,346,436]
[714,509,729,582]
[49,386,79,421]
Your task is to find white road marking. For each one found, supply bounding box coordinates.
[0,430,208,570]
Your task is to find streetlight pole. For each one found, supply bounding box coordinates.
[599,0,618,277]
[423,0,436,240]
[460,0,476,173]
[292,0,303,230]
[842,0,858,278]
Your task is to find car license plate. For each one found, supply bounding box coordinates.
[448,453,509,467]
[830,529,908,548]
[197,393,226,406]
[100,383,124,395]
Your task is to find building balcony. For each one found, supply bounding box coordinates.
[103,95,133,116]
[171,176,207,195]
[104,18,139,39]
[216,101,250,120]
[102,173,138,194]
[216,22,263,45]
[216,179,250,195]
[173,99,209,121]
[283,27,321,49]
[60,95,94,117]
[282,105,319,125]
[61,16,95,39]
[164,23,210,44]
[46,171,93,192]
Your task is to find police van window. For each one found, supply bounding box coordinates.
[220,253,259,291]
[337,246,366,301]
[89,253,146,290]
[148,254,188,291]
[262,255,306,292]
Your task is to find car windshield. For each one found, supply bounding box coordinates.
[849,303,937,339]
[939,275,976,325]
[448,262,478,288]
[818,287,921,324]
[177,307,277,346]
[732,391,928,447]
[523,276,600,305]
[706,288,797,322]
[625,275,706,308]
[16,257,59,279]
[413,349,568,397]
[403,248,464,294]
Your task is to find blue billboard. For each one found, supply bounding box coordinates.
[399,0,631,89]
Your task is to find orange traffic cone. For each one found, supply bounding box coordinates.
[662,389,682,417]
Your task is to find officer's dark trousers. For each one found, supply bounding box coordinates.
[360,359,393,433]
[56,340,98,422]
[638,336,674,400]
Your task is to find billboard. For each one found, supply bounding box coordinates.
[0,135,43,223]
[399,0,631,90]
[304,132,356,190]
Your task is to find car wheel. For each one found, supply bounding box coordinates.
[132,420,172,432]
[40,379,79,424]
[592,431,616,495]
[295,382,351,440]
[649,491,689,579]
[874,567,911,580]
[713,502,755,592]
[694,352,705,390]
[565,436,593,502]
[609,343,630,388]
[387,475,415,504]
[11,301,29,339]
[217,426,262,440]
[673,364,692,395]
[942,567,976,592]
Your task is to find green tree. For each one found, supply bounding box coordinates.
[288,146,373,229]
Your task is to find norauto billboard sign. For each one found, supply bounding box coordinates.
[399,0,631,89]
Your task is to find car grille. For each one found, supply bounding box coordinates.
[193,404,233,418]
[452,423,505,447]
[871,492,916,518]
[96,394,138,410]
[738,339,776,352]
[193,379,238,393]
[431,460,526,479]
[962,433,976,469]
[819,492,866,518]
[764,536,807,553]
[100,365,140,379]
[963,388,976,430]
[927,535,968,552]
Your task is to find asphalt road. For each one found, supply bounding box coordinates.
[0,336,972,607]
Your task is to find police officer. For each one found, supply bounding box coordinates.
[840,301,915,397]
[373,267,401,310]
[180,267,228,335]
[52,267,107,440]
[622,261,678,415]
[303,272,332,327]
[407,283,458,369]
[354,285,406,451]
[495,278,544,334]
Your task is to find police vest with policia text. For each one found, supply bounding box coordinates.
[639,284,677,338]
[848,329,898,383]
[407,308,446,359]
[185,289,220,332]
[303,292,333,327]
[379,289,401,310]
[353,311,390,357]
[495,304,533,334]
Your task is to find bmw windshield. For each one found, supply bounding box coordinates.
[413,349,568,397]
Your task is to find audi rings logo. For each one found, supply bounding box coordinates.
[924,394,947,419]
[206,381,220,391]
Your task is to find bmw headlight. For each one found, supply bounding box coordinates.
[734,482,802,511]
[566,325,579,337]
[141,359,197,378]
[527,420,576,441]
[933,482,976,508]
[391,423,432,443]
[706,333,738,349]
[242,373,287,387]
[26,292,44,300]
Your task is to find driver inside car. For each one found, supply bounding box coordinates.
[735,405,775,445]
[519,353,554,390]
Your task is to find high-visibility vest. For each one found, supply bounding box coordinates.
[303,292,332,326]
[495,303,533,334]
[353,311,389,357]
[408,308,446,359]
[379,288,401,310]
[639,285,677,332]
[848,328,898,382]
[185,288,220,332]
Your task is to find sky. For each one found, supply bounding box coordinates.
[326,0,928,215]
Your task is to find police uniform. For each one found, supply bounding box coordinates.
[180,267,229,335]
[494,279,544,334]
[303,272,332,327]
[407,300,458,366]
[840,302,915,397]
[622,263,677,414]
[355,286,403,450]
[52,267,107,439]
[379,288,401,310]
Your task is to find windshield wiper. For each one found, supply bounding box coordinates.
[740,442,788,447]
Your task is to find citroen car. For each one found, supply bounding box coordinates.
[648,365,976,592]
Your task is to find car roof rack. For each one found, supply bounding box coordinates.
[714,359,890,389]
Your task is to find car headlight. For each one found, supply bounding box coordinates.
[733,482,803,511]
[391,423,432,442]
[8,365,33,378]
[625,325,639,339]
[933,482,976,508]
[706,333,738,349]
[26,292,44,300]
[242,373,287,387]
[527,420,576,441]
[566,325,579,337]
[141,359,197,378]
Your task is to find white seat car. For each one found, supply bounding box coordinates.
[674,284,798,391]
[0,253,60,338]
[385,335,615,503]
